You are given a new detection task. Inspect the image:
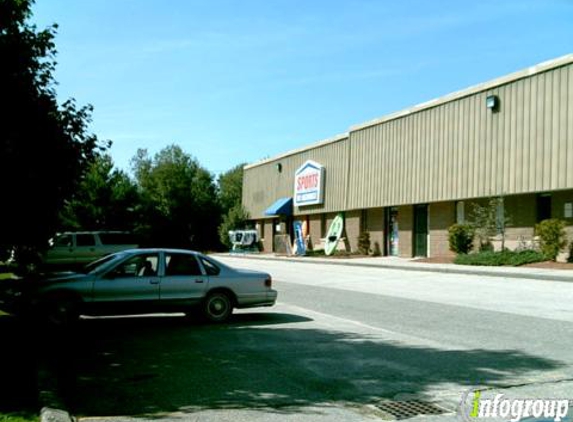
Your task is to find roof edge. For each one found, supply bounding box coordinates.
[351,53,573,132]
[244,132,349,170]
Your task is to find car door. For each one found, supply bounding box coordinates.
[160,252,208,309]
[74,233,100,265]
[91,252,161,314]
[45,233,75,265]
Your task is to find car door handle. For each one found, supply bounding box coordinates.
[195,279,204,283]
[149,279,160,285]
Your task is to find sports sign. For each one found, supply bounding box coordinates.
[293,160,325,206]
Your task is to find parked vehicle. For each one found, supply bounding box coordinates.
[43,231,138,267]
[0,249,277,324]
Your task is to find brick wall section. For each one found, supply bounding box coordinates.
[345,210,361,252]
[397,205,413,258]
[429,202,455,257]
[366,208,384,255]
[308,214,322,250]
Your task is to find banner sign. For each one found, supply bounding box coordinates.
[293,220,306,255]
[293,160,325,206]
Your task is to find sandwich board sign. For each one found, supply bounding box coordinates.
[294,160,325,207]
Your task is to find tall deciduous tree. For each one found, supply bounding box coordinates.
[217,163,249,248]
[59,155,138,231]
[218,163,245,215]
[0,0,105,255]
[131,145,220,250]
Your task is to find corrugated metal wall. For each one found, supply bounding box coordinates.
[242,138,350,219]
[347,63,573,209]
[244,62,573,218]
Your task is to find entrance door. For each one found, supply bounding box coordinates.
[384,207,399,256]
[414,204,428,257]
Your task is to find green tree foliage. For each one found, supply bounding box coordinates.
[218,204,250,249]
[535,219,568,261]
[217,163,249,248]
[469,197,510,250]
[357,231,371,255]
[448,223,475,254]
[59,155,139,231]
[218,163,245,215]
[0,0,105,254]
[131,145,220,250]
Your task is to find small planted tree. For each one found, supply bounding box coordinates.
[448,223,475,254]
[535,219,567,261]
[357,231,371,255]
[469,197,511,251]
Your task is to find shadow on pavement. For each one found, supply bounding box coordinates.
[0,315,38,412]
[30,312,565,418]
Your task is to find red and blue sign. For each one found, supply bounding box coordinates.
[293,160,325,206]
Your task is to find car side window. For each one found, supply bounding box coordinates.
[199,257,220,276]
[76,234,96,247]
[165,254,202,276]
[53,234,73,248]
[109,254,159,278]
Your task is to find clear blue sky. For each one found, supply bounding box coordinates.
[32,0,573,176]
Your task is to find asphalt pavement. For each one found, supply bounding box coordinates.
[5,257,571,422]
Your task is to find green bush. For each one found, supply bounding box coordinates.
[535,219,568,261]
[448,223,475,254]
[357,231,371,255]
[454,249,547,266]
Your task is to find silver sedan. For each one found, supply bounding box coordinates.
[0,249,277,325]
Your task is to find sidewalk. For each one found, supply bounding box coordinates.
[217,253,573,282]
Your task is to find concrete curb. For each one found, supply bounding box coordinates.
[220,254,573,282]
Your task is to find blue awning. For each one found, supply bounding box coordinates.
[264,197,293,216]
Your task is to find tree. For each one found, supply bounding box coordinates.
[131,145,220,250]
[469,197,511,251]
[218,163,245,215]
[217,163,248,247]
[59,155,139,231]
[0,0,105,256]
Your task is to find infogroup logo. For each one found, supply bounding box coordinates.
[459,388,570,422]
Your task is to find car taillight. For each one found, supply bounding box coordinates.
[264,277,272,287]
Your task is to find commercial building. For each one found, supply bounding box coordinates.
[242,55,573,258]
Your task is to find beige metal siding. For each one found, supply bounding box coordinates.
[347,63,573,209]
[242,138,350,219]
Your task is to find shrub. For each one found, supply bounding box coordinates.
[448,223,475,254]
[454,249,546,266]
[535,219,568,261]
[357,231,371,255]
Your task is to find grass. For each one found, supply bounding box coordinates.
[454,249,547,266]
[0,413,37,422]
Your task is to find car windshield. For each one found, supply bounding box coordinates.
[81,252,127,274]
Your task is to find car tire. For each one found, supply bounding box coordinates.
[42,295,80,327]
[202,291,233,323]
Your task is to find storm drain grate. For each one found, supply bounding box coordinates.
[375,400,449,420]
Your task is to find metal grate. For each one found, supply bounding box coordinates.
[375,400,448,420]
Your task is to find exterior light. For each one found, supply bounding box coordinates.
[276,163,282,173]
[486,95,500,112]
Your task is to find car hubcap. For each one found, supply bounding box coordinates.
[209,297,228,317]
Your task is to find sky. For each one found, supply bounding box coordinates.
[32,0,573,176]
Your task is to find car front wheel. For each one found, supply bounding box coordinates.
[41,295,80,326]
[203,291,233,323]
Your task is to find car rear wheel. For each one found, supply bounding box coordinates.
[203,291,233,323]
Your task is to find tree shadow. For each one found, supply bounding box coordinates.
[0,315,39,412]
[32,313,565,417]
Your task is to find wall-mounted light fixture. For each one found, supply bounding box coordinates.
[276,163,282,173]
[486,95,500,112]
